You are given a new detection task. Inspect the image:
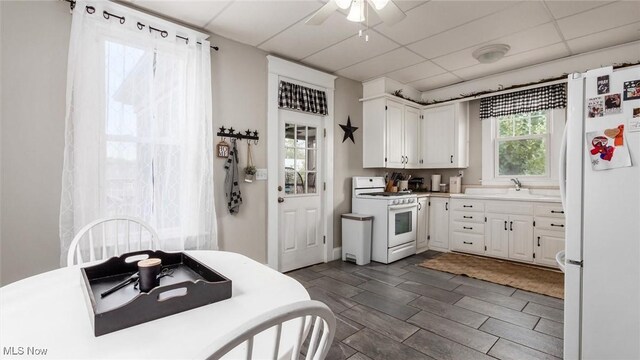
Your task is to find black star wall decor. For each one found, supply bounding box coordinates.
[339,116,358,143]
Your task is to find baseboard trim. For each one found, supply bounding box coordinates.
[332,247,342,261]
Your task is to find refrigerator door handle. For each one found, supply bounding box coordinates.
[567,259,583,267]
[559,118,568,211]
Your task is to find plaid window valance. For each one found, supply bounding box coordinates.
[278,81,328,115]
[479,83,566,119]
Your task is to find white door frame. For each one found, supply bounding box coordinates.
[267,55,336,271]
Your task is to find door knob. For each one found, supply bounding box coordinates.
[278,197,284,203]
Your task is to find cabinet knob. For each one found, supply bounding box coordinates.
[450,155,454,163]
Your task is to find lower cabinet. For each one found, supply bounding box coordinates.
[535,229,565,267]
[416,197,429,252]
[485,214,509,258]
[508,215,534,262]
[449,198,563,268]
[428,197,449,251]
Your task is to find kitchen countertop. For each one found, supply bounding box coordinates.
[411,191,561,203]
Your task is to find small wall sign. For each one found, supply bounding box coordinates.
[217,140,230,158]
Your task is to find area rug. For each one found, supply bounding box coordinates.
[420,252,564,299]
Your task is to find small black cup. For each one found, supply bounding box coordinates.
[138,258,161,292]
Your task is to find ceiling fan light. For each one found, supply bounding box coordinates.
[335,0,352,10]
[370,0,389,10]
[472,44,511,64]
[347,0,365,22]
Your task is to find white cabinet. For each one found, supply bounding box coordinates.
[420,103,469,169]
[385,101,404,168]
[485,213,509,258]
[363,98,421,169]
[416,197,429,253]
[533,203,565,267]
[404,106,420,168]
[450,199,484,254]
[428,197,449,251]
[535,230,565,267]
[508,215,535,262]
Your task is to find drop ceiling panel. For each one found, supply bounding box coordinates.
[544,0,613,20]
[453,43,570,81]
[375,1,511,45]
[258,12,364,60]
[334,48,424,81]
[205,1,323,46]
[385,60,446,84]
[131,0,231,27]
[408,1,553,60]
[431,23,562,71]
[567,22,640,54]
[302,31,399,72]
[357,0,429,28]
[557,1,640,40]
[407,72,462,92]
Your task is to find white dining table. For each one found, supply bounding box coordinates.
[0,251,310,359]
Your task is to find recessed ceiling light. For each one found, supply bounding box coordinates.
[472,44,511,64]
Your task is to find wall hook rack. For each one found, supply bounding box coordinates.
[217,127,259,143]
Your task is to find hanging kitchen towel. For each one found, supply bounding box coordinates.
[224,139,242,214]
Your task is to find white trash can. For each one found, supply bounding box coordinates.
[341,213,373,265]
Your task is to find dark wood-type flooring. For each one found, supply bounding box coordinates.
[286,251,564,360]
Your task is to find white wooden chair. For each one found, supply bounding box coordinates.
[206,300,336,360]
[66,216,160,266]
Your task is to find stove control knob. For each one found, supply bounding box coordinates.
[393,199,399,205]
[408,198,414,203]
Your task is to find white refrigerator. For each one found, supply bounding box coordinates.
[562,65,640,359]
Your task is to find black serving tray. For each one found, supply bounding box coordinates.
[80,250,232,336]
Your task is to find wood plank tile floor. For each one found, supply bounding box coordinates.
[286,250,564,360]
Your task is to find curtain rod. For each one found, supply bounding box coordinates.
[61,0,219,51]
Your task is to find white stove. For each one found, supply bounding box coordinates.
[351,177,417,264]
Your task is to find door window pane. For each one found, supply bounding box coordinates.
[283,124,318,195]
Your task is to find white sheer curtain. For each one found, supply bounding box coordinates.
[60,1,217,265]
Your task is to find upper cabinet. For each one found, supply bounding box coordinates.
[363,98,420,169]
[420,102,469,169]
[362,95,469,169]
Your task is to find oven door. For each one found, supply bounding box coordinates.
[388,203,417,248]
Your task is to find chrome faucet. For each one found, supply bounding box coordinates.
[510,178,522,191]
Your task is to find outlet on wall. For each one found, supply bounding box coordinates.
[256,168,267,180]
[458,170,464,177]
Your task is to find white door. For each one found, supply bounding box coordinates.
[385,101,404,168]
[416,198,428,252]
[422,105,455,167]
[279,110,324,273]
[428,198,449,250]
[404,106,420,168]
[535,230,564,267]
[508,215,534,262]
[485,213,509,258]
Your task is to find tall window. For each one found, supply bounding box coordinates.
[495,111,549,177]
[59,3,216,265]
[480,83,566,186]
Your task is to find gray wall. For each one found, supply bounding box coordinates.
[0,1,367,284]
[1,1,70,285]
[333,77,378,247]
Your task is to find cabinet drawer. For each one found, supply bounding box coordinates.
[450,199,485,213]
[534,204,565,218]
[450,232,484,254]
[451,221,484,235]
[535,217,566,231]
[451,211,484,224]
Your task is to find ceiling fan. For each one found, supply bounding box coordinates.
[306,0,406,26]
